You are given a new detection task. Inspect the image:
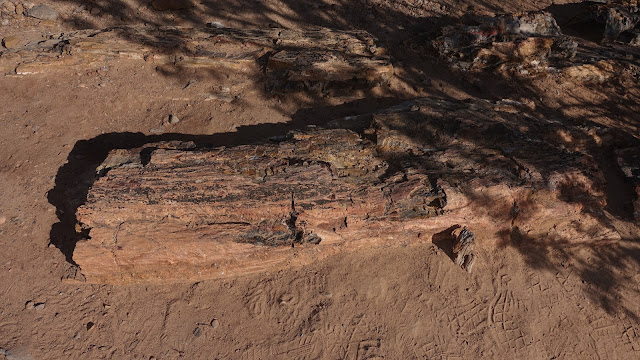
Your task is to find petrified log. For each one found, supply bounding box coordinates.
[433,11,577,72]
[0,26,392,89]
[74,98,621,284]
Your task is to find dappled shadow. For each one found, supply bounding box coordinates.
[39,0,640,319]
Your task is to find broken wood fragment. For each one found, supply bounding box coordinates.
[452,227,476,273]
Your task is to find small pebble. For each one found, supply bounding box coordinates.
[207,21,225,28]
[167,114,180,125]
[0,216,5,225]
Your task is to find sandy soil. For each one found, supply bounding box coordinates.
[1,0,640,358]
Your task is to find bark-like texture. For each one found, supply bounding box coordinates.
[75,98,621,284]
[0,26,392,89]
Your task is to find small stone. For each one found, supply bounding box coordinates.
[151,0,194,11]
[1,0,15,14]
[25,4,58,20]
[0,216,6,225]
[14,3,22,15]
[89,6,100,15]
[86,321,95,331]
[1,19,9,26]
[206,21,225,28]
[193,326,201,337]
[167,114,180,125]
[34,302,45,311]
[1,35,17,48]
[210,318,219,328]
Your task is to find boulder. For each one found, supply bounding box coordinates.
[25,3,58,20]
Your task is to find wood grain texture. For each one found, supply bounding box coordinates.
[0,26,392,89]
[74,98,621,284]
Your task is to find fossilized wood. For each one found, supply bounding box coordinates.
[452,227,476,273]
[0,26,392,89]
[433,11,577,72]
[74,97,621,284]
[616,147,640,220]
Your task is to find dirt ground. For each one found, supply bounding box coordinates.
[1,0,640,358]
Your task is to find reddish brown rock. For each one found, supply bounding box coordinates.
[74,98,620,284]
[0,26,392,90]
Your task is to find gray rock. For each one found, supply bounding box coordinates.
[168,114,180,125]
[25,4,58,20]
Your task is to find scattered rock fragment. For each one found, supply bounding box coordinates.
[167,114,180,125]
[434,11,577,71]
[0,0,15,15]
[206,21,225,29]
[25,4,58,20]
[24,300,45,310]
[616,147,640,220]
[598,0,640,41]
[1,35,18,49]
[452,227,476,273]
